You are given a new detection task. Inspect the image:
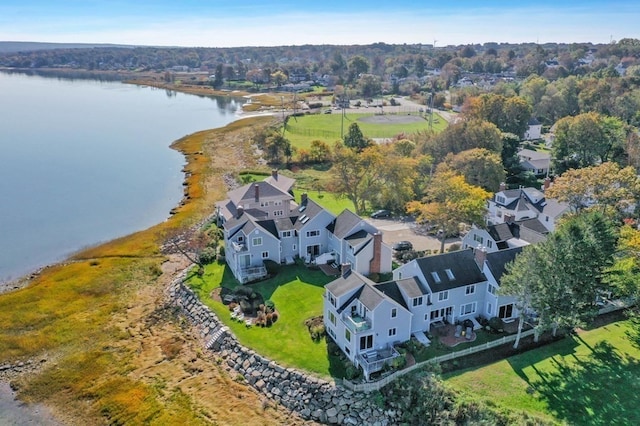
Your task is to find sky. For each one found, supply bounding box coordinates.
[0,1,638,47]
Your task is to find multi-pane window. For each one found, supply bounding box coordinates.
[465,285,475,295]
[460,302,476,316]
[252,237,262,246]
[359,335,373,350]
[438,290,449,301]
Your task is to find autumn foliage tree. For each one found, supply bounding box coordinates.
[420,119,502,162]
[436,148,505,192]
[546,162,640,218]
[407,171,491,253]
[552,112,627,173]
[463,94,532,138]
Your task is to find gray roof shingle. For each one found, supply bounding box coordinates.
[415,249,486,292]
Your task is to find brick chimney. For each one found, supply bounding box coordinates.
[237,205,244,218]
[341,263,352,278]
[254,183,260,202]
[499,182,506,192]
[369,233,383,274]
[474,246,487,268]
[543,177,551,190]
[504,213,515,224]
[272,169,278,180]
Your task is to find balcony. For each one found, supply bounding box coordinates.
[342,312,371,333]
[230,241,247,252]
[357,346,400,381]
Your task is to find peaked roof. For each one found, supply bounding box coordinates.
[264,171,295,193]
[326,270,372,299]
[488,223,515,242]
[486,247,523,284]
[414,249,486,293]
[294,198,331,230]
[327,209,364,239]
[227,180,292,207]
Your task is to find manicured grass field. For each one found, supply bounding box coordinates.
[444,318,640,425]
[188,261,337,378]
[284,112,447,150]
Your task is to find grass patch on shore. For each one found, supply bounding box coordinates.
[188,261,335,377]
[444,319,640,425]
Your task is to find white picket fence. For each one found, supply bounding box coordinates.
[341,329,536,393]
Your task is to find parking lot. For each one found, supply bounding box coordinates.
[367,217,461,253]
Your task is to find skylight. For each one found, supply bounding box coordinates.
[445,269,455,280]
[298,205,306,212]
[431,272,441,283]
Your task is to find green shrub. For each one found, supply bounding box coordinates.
[199,247,217,264]
[390,354,406,370]
[264,300,276,313]
[446,243,461,252]
[488,317,505,333]
[309,324,325,341]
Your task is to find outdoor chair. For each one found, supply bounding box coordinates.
[454,324,462,338]
[465,326,473,340]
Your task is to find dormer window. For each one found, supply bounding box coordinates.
[496,195,505,204]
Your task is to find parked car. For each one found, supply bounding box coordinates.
[392,241,413,251]
[370,209,391,219]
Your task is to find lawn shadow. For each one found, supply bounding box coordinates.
[506,334,580,385]
[527,340,640,426]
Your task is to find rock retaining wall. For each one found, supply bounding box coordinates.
[168,275,398,425]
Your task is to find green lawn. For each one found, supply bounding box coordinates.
[292,189,354,216]
[284,112,447,150]
[444,319,640,425]
[188,261,337,378]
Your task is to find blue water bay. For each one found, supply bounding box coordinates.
[0,72,243,282]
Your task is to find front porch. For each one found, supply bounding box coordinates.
[357,346,401,381]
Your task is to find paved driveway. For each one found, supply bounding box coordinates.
[367,218,461,253]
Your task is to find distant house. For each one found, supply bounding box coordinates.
[523,118,542,140]
[518,148,550,177]
[216,171,391,283]
[486,185,569,232]
[324,247,524,379]
[462,219,549,253]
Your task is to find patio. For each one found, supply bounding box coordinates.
[432,318,522,348]
[435,323,477,347]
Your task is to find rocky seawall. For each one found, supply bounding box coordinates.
[168,272,398,426]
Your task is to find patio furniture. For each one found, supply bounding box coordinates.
[245,319,252,327]
[454,324,462,338]
[230,311,238,319]
[465,326,473,340]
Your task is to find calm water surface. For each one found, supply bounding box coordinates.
[0,72,244,282]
